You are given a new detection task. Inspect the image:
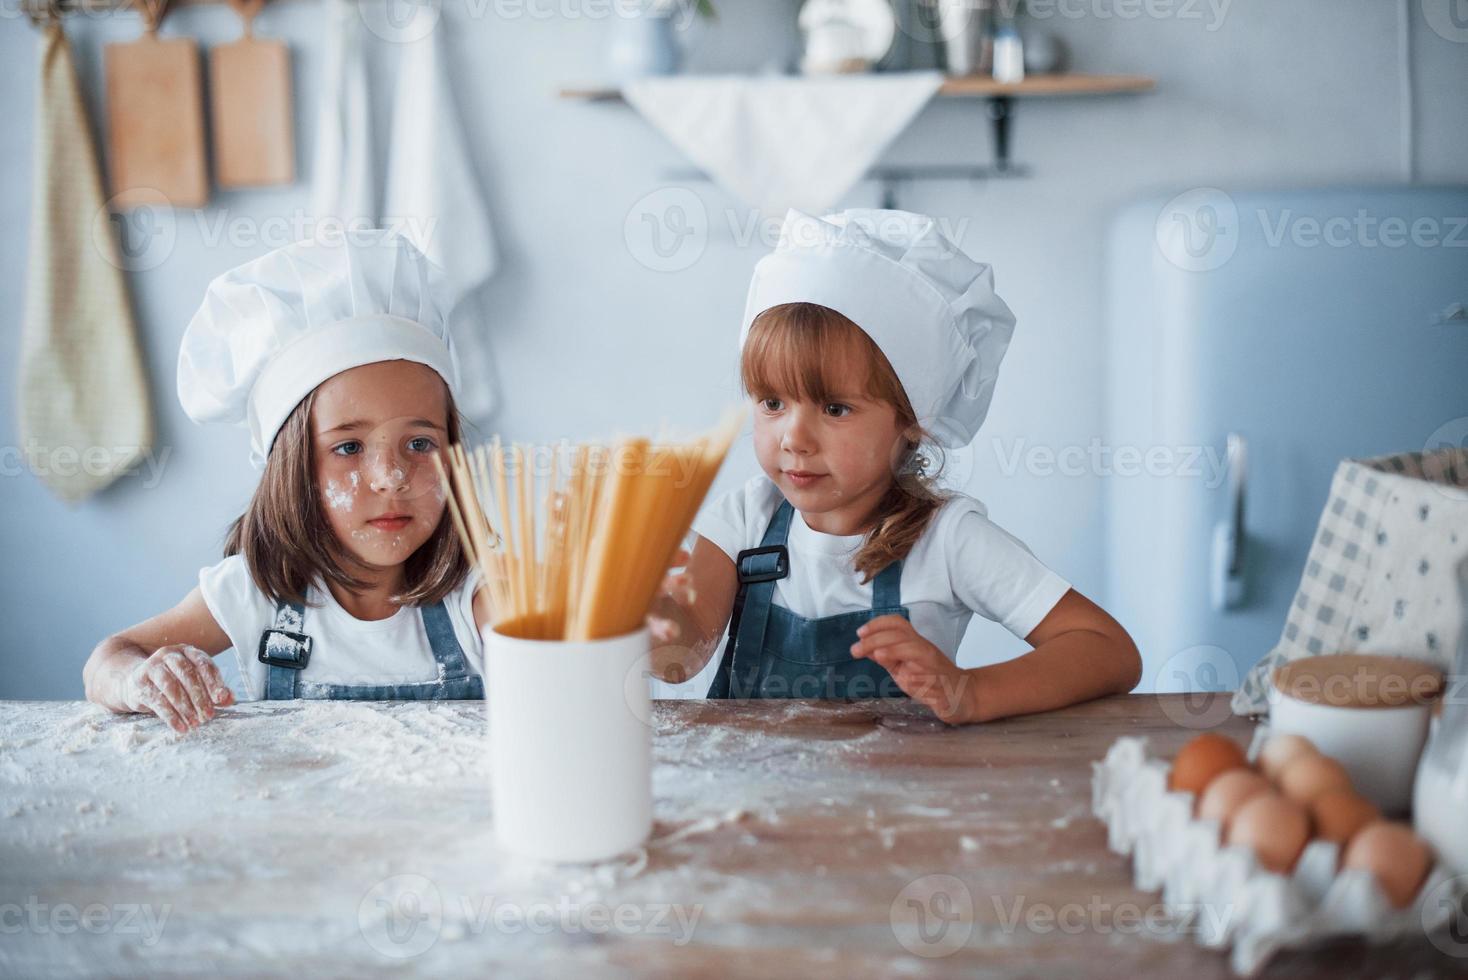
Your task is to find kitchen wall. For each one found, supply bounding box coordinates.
[1,0,1466,699]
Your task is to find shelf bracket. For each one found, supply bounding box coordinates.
[987,95,1014,172]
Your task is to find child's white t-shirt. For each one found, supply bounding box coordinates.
[692,476,1071,661]
[198,555,485,701]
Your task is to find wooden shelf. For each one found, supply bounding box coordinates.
[560,71,1155,179]
[938,72,1155,97]
[558,73,1156,102]
[33,0,259,13]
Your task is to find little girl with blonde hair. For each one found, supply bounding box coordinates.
[652,210,1140,724]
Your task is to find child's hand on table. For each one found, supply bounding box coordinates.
[851,615,975,725]
[121,645,235,734]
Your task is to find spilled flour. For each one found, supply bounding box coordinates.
[0,698,1085,977]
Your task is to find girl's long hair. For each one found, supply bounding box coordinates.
[223,387,469,608]
[741,302,949,582]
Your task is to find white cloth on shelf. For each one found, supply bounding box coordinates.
[621,72,944,214]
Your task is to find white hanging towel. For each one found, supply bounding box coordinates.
[19,22,154,503]
[383,1,498,420]
[622,72,944,215]
[310,0,375,225]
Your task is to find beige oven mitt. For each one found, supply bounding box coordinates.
[19,21,154,503]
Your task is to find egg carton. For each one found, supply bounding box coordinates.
[1091,735,1462,976]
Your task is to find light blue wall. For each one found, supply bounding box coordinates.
[2,0,1465,698]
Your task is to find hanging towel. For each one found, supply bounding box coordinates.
[622,72,944,215]
[19,22,154,504]
[383,1,498,420]
[310,0,374,225]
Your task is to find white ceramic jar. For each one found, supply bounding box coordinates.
[1270,654,1444,815]
[485,625,653,863]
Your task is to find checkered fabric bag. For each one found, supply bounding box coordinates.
[1233,448,1468,716]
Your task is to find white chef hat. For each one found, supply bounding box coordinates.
[740,209,1016,449]
[178,233,460,467]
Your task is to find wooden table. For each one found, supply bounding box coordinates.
[0,695,1460,977]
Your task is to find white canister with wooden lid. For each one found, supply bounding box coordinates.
[1269,653,1444,815]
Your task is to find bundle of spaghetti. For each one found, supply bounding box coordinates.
[435,408,742,641]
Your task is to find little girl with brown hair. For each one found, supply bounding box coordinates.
[84,235,491,733]
[651,209,1140,724]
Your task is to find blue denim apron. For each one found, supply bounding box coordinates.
[706,499,910,700]
[258,597,484,700]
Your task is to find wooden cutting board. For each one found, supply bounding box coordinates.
[209,0,294,188]
[104,1,208,209]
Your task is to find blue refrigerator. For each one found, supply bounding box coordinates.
[1104,186,1468,695]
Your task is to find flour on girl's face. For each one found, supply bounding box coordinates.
[324,471,362,511]
[324,481,353,511]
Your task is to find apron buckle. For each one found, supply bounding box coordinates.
[258,629,313,670]
[736,544,789,584]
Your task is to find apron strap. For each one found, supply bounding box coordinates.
[870,559,903,609]
[420,600,474,678]
[711,501,795,699]
[262,601,309,701]
[760,499,796,548]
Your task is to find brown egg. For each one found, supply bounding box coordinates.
[1277,753,1353,804]
[1228,794,1311,874]
[1308,790,1381,846]
[1169,733,1249,796]
[1341,822,1432,908]
[1197,769,1273,831]
[1258,733,1320,781]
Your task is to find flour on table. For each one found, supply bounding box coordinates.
[2,698,1006,975]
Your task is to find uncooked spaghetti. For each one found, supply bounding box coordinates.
[434,409,742,641]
